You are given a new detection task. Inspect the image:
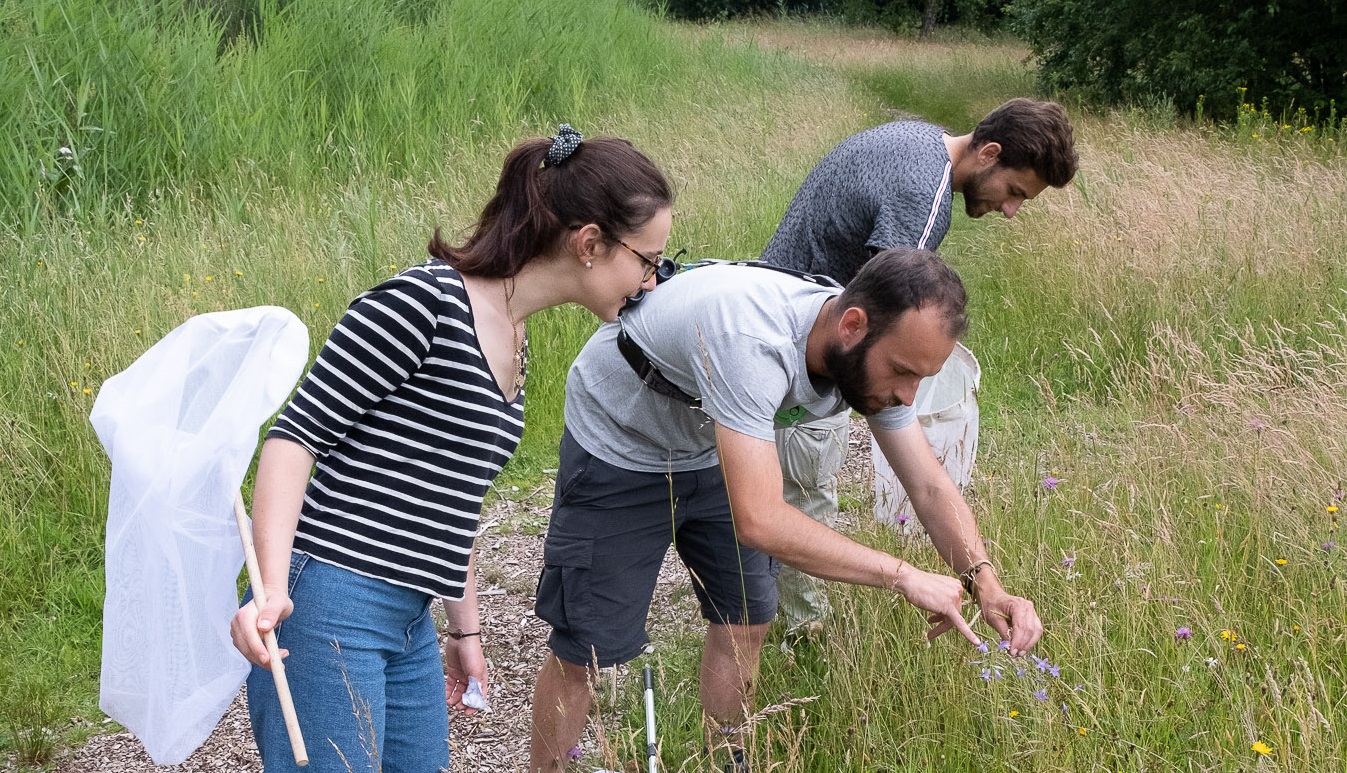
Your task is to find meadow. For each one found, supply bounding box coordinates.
[2,1,1345,771]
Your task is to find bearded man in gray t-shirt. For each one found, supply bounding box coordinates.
[761,98,1079,636]
[528,249,1042,773]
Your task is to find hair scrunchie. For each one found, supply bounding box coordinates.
[544,123,583,168]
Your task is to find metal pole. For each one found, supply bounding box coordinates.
[644,664,657,773]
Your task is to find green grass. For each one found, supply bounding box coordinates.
[3,2,1347,771]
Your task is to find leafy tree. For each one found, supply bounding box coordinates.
[1008,0,1347,123]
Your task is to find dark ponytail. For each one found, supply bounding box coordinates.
[429,131,673,278]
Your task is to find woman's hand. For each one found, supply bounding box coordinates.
[230,590,293,669]
[443,633,489,714]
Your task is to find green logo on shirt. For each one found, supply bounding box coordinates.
[774,405,808,427]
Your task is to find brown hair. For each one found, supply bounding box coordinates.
[971,98,1079,188]
[428,133,673,278]
[837,247,968,339]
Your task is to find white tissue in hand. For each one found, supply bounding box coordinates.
[462,676,488,710]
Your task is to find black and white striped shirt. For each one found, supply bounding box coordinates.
[268,262,525,599]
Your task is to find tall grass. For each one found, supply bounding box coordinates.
[574,24,1347,773]
[0,0,728,226]
[4,4,1347,771]
[0,0,859,763]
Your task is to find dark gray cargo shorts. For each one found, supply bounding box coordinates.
[535,429,778,668]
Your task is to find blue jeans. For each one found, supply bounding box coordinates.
[245,553,449,772]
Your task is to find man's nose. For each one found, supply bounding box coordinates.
[895,378,921,407]
[1001,198,1024,218]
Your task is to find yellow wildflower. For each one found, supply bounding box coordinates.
[82,388,91,395]
[1276,558,1287,566]
[1077,727,1087,736]
[135,219,143,225]
[317,277,325,283]
[1236,643,1247,651]
[69,381,77,387]
[1293,625,1301,633]
[1251,740,1272,755]
[17,340,23,346]
[135,329,142,335]
[1328,505,1339,513]
[234,270,243,276]
[205,276,213,281]
[1220,629,1236,641]
[1009,710,1019,718]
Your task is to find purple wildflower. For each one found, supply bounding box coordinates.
[1174,626,1193,641]
[980,669,993,682]
[976,640,990,654]
[1015,667,1026,678]
[566,747,583,761]
[1033,689,1048,702]
[1073,684,1085,692]
[1032,655,1051,673]
[1041,476,1060,491]
[1061,703,1070,716]
[1323,541,1337,552]
[1335,490,1345,501]
[1048,665,1061,679]
[895,512,911,525]
[1061,554,1076,568]
[1249,418,1267,430]
[999,640,1011,652]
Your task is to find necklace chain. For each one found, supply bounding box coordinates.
[503,277,525,393]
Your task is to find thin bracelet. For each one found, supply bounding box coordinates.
[447,630,481,640]
[959,559,996,597]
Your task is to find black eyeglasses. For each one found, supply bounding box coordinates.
[618,240,663,283]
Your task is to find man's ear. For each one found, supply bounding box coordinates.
[975,141,1003,169]
[837,306,869,347]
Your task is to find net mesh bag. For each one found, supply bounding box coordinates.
[89,306,308,764]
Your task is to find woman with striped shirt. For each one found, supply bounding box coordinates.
[230,125,673,772]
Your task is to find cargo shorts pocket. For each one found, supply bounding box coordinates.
[534,535,595,635]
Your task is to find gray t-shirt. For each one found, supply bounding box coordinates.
[761,121,953,285]
[565,264,915,472]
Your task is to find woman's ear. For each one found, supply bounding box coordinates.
[569,223,605,265]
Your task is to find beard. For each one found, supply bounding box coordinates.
[962,166,995,218]
[822,334,883,415]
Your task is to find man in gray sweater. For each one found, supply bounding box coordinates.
[762,98,1078,637]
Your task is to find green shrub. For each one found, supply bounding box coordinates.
[1009,0,1347,122]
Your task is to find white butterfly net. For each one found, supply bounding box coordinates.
[872,343,982,530]
[90,306,308,765]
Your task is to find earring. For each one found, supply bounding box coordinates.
[585,261,592,269]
